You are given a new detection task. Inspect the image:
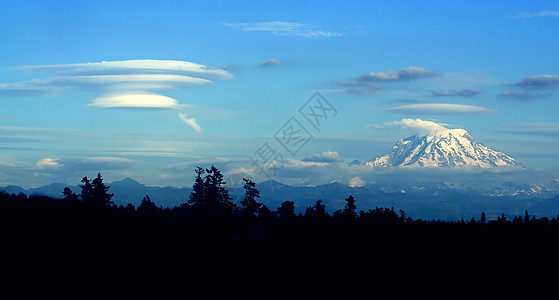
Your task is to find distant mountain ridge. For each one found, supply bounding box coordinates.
[3,177,559,220]
[367,128,522,168]
[0,178,190,209]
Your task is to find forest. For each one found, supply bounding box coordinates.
[2,165,559,268]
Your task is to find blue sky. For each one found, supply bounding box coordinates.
[1,0,559,188]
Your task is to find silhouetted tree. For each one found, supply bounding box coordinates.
[122,203,136,214]
[239,178,261,217]
[80,176,93,203]
[481,211,486,225]
[333,195,357,219]
[138,195,158,216]
[90,172,114,208]
[398,209,406,223]
[497,213,507,224]
[205,165,235,214]
[360,207,400,224]
[277,201,296,219]
[524,210,531,224]
[344,195,357,215]
[305,199,329,218]
[62,187,79,202]
[258,204,274,219]
[188,166,206,208]
[187,165,236,215]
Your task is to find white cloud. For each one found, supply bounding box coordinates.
[36,158,63,170]
[284,159,330,168]
[89,93,184,109]
[388,103,496,115]
[302,151,342,163]
[376,118,450,136]
[348,176,365,187]
[178,112,201,133]
[223,21,341,38]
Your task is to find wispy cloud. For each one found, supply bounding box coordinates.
[178,112,201,133]
[388,103,497,115]
[509,11,559,18]
[357,66,438,82]
[0,59,233,133]
[431,88,482,97]
[223,21,342,38]
[0,80,65,97]
[513,75,559,89]
[256,58,283,68]
[334,80,382,94]
[335,66,437,94]
[501,123,559,136]
[35,156,135,173]
[498,90,549,101]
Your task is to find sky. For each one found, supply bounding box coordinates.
[1,0,559,188]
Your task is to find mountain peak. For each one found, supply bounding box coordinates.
[368,129,522,168]
[432,128,467,137]
[111,177,145,187]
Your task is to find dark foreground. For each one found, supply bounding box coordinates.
[2,192,559,272]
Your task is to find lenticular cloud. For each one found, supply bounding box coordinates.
[377,118,450,136]
[89,93,183,109]
[19,59,232,81]
[2,59,233,132]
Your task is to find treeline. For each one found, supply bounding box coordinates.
[54,167,559,225]
[2,166,559,264]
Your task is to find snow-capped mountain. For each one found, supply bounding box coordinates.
[368,128,522,168]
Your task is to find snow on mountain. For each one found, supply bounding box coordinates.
[367,128,522,168]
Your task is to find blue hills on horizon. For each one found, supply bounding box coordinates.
[2,177,559,221]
